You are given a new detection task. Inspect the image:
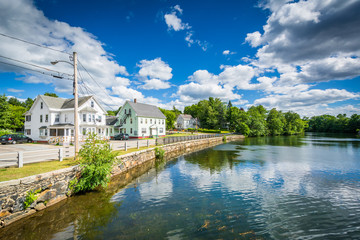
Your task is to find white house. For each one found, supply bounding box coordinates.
[24,95,110,142]
[115,99,166,138]
[176,114,198,129]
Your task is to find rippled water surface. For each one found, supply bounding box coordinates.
[1,133,360,240]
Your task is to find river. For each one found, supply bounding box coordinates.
[1,133,360,239]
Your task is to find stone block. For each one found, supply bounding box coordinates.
[37,189,56,202]
[0,179,20,187]
[4,209,36,226]
[35,203,46,211]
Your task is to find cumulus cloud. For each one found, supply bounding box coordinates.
[0,0,128,103]
[137,58,172,90]
[253,88,360,116]
[246,0,360,85]
[222,50,236,55]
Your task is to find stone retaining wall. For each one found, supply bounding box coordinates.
[0,135,244,228]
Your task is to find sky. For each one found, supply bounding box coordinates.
[0,0,359,117]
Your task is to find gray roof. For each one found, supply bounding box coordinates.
[179,114,192,120]
[106,116,118,126]
[126,101,166,119]
[40,95,92,109]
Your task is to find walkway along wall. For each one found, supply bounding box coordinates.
[0,135,244,228]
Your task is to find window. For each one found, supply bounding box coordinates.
[64,114,68,122]
[129,109,131,115]
[130,128,132,134]
[92,115,95,123]
[40,115,43,123]
[150,119,152,124]
[55,114,60,122]
[142,128,146,134]
[91,101,94,108]
[40,102,43,109]
[25,129,31,135]
[83,114,86,122]
[82,128,87,135]
[98,116,102,122]
[160,128,164,133]
[98,129,101,134]
[145,118,148,124]
[125,109,127,114]
[88,114,91,122]
[50,129,56,136]
[162,119,164,124]
[45,114,48,122]
[140,118,143,124]
[40,129,45,136]
[66,129,69,136]
[26,115,31,122]
[130,118,133,124]
[124,118,126,124]
[45,129,48,136]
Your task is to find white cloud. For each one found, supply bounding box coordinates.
[7,88,24,93]
[136,58,172,90]
[246,0,360,85]
[138,58,172,81]
[164,12,189,31]
[140,79,171,90]
[164,5,208,51]
[0,0,128,97]
[253,88,360,116]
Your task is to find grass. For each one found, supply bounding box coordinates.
[0,145,158,182]
[0,158,78,182]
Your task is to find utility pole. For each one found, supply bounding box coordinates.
[73,52,79,158]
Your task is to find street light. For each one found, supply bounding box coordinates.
[51,52,79,159]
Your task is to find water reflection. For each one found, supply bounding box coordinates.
[1,133,360,239]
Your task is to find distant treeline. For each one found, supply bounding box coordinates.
[184,97,306,137]
[306,114,360,133]
[184,97,360,137]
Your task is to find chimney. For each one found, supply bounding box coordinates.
[134,98,137,103]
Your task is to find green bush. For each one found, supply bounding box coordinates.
[154,147,165,160]
[70,133,118,194]
[0,129,13,137]
[222,135,227,143]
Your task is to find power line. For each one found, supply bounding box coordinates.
[77,59,119,109]
[0,60,73,81]
[0,55,73,77]
[0,32,71,55]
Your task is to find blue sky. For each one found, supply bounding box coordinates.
[0,0,359,116]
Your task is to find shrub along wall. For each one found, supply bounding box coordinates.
[0,134,244,228]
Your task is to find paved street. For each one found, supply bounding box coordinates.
[0,143,62,154]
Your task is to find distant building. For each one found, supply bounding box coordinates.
[24,95,109,142]
[115,99,166,138]
[176,114,198,129]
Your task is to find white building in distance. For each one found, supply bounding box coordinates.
[176,114,198,129]
[24,95,110,142]
[115,99,166,138]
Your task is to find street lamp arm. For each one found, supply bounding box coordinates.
[51,60,74,66]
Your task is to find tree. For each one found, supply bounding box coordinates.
[172,106,182,117]
[8,97,24,107]
[24,97,34,110]
[44,92,58,98]
[247,105,267,136]
[8,104,26,130]
[267,108,285,135]
[0,95,11,129]
[160,108,176,130]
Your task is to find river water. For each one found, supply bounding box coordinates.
[1,133,360,239]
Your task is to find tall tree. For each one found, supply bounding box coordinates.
[267,108,285,135]
[0,95,11,129]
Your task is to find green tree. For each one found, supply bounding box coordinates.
[24,97,34,110]
[0,95,11,129]
[247,105,267,136]
[8,97,24,107]
[267,108,285,135]
[9,104,26,130]
[160,108,176,130]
